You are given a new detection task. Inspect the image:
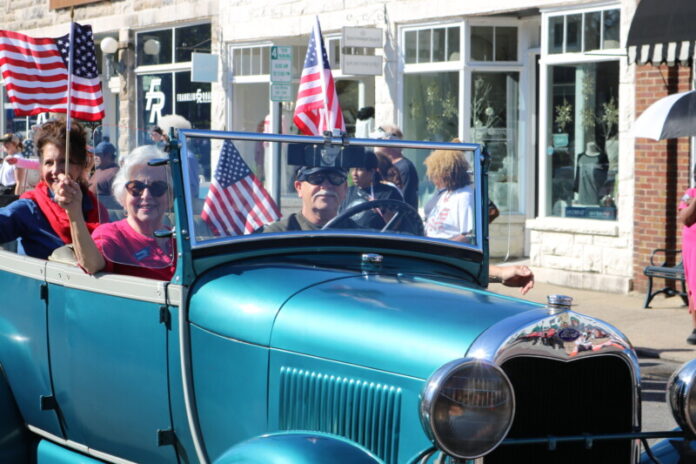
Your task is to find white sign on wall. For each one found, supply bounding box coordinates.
[342,27,383,48]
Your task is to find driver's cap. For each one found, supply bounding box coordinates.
[296,166,347,181]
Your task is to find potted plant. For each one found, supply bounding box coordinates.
[553,99,572,148]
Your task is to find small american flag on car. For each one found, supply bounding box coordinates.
[202,140,280,236]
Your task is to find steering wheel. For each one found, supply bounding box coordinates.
[322,199,424,236]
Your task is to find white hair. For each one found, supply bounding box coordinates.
[158,114,191,139]
[112,145,167,206]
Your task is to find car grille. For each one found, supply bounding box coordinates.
[278,366,402,464]
[484,355,634,463]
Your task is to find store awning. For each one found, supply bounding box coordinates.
[627,0,696,65]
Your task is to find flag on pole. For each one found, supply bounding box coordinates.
[202,140,281,236]
[0,22,105,121]
[293,17,345,136]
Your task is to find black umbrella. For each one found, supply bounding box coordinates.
[634,90,696,140]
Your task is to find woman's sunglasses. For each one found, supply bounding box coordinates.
[125,180,168,197]
[304,172,347,186]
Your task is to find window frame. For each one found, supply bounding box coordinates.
[538,3,622,221]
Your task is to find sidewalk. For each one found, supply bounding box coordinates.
[493,280,696,364]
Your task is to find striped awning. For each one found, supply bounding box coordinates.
[627,0,696,65]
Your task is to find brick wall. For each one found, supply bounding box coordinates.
[633,64,692,292]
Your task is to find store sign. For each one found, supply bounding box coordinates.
[342,27,382,48]
[270,46,293,83]
[176,89,212,104]
[271,83,292,102]
[341,55,382,76]
[191,53,218,83]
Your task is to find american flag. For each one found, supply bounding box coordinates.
[0,23,104,121]
[202,140,281,236]
[293,17,345,136]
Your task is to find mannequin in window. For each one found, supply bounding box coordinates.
[573,141,609,206]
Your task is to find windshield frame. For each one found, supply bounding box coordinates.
[176,129,486,253]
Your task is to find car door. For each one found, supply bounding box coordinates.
[45,260,178,463]
[0,250,64,438]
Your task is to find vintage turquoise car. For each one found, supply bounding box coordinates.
[0,130,693,463]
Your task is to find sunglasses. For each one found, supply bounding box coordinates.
[125,180,168,197]
[304,172,347,186]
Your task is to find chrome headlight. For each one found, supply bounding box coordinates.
[420,358,515,459]
[668,359,696,436]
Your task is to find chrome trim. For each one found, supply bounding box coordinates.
[546,294,573,314]
[179,283,210,464]
[27,425,137,464]
[420,358,515,459]
[465,309,642,461]
[667,359,696,436]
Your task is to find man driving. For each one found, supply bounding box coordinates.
[264,166,350,232]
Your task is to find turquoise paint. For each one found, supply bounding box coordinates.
[213,432,382,464]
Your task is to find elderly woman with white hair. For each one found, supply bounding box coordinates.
[80,145,175,280]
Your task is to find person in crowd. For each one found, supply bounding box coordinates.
[0,133,24,196]
[89,137,119,209]
[150,125,164,144]
[375,152,404,196]
[423,140,475,242]
[355,106,375,138]
[0,119,104,266]
[340,151,404,229]
[264,166,351,232]
[678,166,696,344]
[373,124,419,210]
[84,145,175,280]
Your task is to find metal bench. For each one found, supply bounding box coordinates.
[643,248,688,308]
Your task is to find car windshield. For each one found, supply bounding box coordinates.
[177,130,485,251]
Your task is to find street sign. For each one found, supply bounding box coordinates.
[270,46,293,83]
[342,27,383,48]
[271,83,292,102]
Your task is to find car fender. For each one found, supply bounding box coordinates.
[0,364,30,462]
[640,435,696,464]
[213,431,384,464]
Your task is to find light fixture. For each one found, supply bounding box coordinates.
[143,39,161,56]
[100,37,129,78]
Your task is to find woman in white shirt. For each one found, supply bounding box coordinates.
[0,133,25,195]
[423,140,475,243]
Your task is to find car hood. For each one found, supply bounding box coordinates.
[189,262,543,379]
[271,273,543,378]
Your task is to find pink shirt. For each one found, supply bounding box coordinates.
[92,219,175,281]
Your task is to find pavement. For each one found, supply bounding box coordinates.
[493,276,696,365]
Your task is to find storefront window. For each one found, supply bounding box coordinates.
[136,23,211,67]
[404,26,460,64]
[547,8,621,54]
[471,72,519,213]
[471,26,518,62]
[403,71,459,206]
[546,61,619,220]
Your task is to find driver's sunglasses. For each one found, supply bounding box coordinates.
[125,180,169,197]
[304,172,346,186]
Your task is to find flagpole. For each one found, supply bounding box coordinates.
[65,12,75,178]
[315,17,331,133]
